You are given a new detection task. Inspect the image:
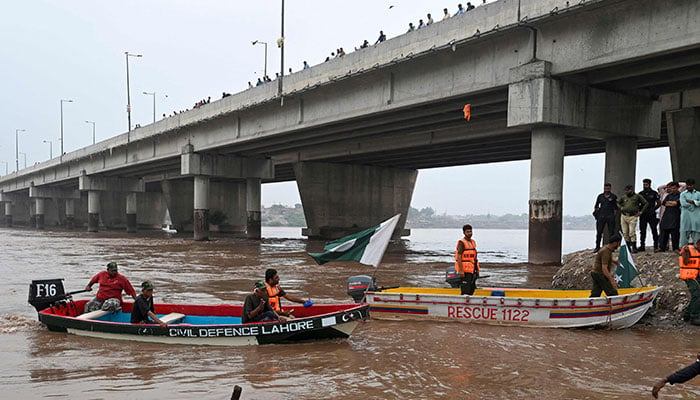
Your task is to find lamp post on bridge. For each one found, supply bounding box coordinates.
[142,92,156,124]
[43,140,53,160]
[15,128,26,172]
[125,51,142,136]
[251,40,268,78]
[278,0,285,99]
[60,99,73,157]
[85,120,96,144]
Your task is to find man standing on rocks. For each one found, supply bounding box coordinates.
[638,178,660,252]
[590,234,621,297]
[680,178,700,247]
[679,238,700,324]
[593,183,618,253]
[618,184,648,253]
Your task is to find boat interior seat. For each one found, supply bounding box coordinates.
[160,312,186,324]
[76,310,111,320]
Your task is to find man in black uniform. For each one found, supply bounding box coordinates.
[638,178,661,252]
[593,183,618,253]
[652,352,700,398]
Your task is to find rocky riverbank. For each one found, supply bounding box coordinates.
[552,249,693,331]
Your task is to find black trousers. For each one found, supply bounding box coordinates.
[590,272,619,297]
[659,228,680,251]
[639,214,659,247]
[595,216,616,247]
[460,273,477,295]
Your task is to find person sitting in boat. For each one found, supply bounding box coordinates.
[242,281,280,324]
[84,262,137,313]
[264,268,313,318]
[455,224,479,295]
[130,280,168,329]
[589,234,621,297]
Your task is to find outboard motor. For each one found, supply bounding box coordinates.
[445,266,461,288]
[28,278,68,312]
[346,275,377,303]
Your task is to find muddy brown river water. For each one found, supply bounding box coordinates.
[1,228,699,399]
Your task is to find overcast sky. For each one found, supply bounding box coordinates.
[1,1,671,217]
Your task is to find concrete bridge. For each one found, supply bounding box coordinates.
[2,0,699,264]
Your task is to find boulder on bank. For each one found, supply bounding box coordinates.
[552,249,689,329]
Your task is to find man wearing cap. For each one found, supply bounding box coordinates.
[617,185,648,253]
[84,262,137,312]
[242,281,280,324]
[131,281,168,329]
[590,234,622,297]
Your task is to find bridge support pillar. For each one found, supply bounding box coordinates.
[604,137,637,196]
[193,176,210,241]
[528,127,564,266]
[4,202,12,227]
[35,198,45,229]
[246,178,261,240]
[87,191,100,232]
[126,193,138,233]
[293,162,415,239]
[29,201,36,228]
[667,107,700,182]
[65,199,75,229]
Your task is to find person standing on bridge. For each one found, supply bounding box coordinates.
[455,224,479,295]
[374,31,386,45]
[618,184,648,253]
[593,183,618,253]
[84,262,137,313]
[638,178,661,252]
[680,178,700,247]
[442,8,451,20]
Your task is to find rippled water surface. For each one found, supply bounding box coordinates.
[1,227,699,399]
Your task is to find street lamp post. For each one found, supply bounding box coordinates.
[43,140,53,159]
[125,51,143,134]
[279,0,285,98]
[85,121,96,144]
[60,99,73,156]
[19,152,27,169]
[142,92,156,124]
[15,128,25,172]
[251,40,268,78]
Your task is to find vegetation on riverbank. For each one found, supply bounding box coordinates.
[263,204,595,230]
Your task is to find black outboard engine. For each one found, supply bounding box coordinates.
[346,275,377,303]
[445,266,461,288]
[28,278,68,312]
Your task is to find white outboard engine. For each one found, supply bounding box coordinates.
[445,266,461,288]
[346,275,377,303]
[28,278,68,312]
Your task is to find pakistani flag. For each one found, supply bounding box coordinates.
[615,237,639,288]
[308,214,401,267]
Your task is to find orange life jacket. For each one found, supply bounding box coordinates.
[265,283,283,312]
[679,245,700,280]
[455,238,478,274]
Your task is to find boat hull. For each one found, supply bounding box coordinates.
[365,286,660,329]
[38,300,369,346]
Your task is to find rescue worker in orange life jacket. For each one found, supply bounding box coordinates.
[455,224,479,295]
[264,268,313,318]
[680,239,700,325]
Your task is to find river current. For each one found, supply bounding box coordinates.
[1,227,699,399]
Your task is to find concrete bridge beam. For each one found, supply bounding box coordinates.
[65,198,75,229]
[29,186,80,228]
[193,175,210,241]
[87,191,101,232]
[246,178,261,240]
[126,193,137,233]
[35,198,45,229]
[4,202,12,227]
[667,107,700,182]
[293,162,416,239]
[528,127,565,265]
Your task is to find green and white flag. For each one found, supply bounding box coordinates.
[616,237,639,288]
[308,214,401,267]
